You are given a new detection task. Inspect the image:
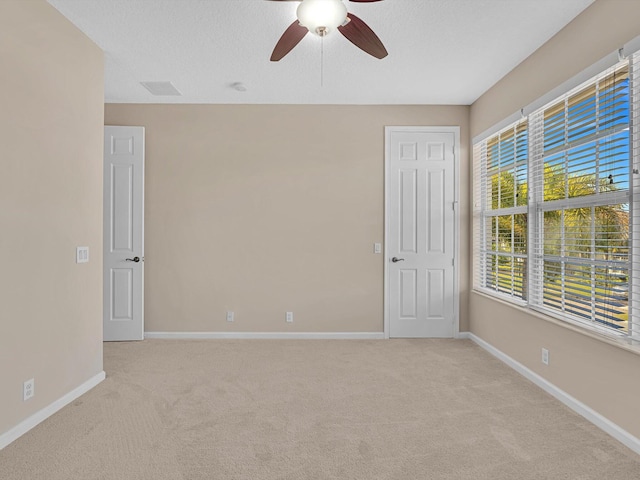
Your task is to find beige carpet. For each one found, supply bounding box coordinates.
[1,339,639,479]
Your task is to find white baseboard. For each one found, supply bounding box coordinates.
[144,331,385,340]
[460,332,640,456]
[0,371,106,450]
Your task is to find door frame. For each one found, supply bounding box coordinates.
[383,126,461,339]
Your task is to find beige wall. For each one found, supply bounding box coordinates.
[470,0,640,439]
[0,1,104,436]
[470,294,640,438]
[471,0,640,136]
[105,104,470,333]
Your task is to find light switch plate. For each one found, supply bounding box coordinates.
[374,243,382,254]
[76,246,89,264]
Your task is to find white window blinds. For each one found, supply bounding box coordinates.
[474,54,640,343]
[474,121,528,300]
[529,62,632,335]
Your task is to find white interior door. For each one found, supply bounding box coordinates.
[386,127,459,338]
[103,126,145,341]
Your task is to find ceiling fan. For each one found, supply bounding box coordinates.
[267,0,388,62]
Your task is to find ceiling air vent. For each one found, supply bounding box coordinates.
[140,81,182,96]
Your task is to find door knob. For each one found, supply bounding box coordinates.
[391,257,405,263]
[125,256,140,263]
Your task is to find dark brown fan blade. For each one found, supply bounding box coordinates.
[338,13,387,59]
[349,0,384,2]
[271,21,308,61]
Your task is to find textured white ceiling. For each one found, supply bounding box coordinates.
[48,0,595,105]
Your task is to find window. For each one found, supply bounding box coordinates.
[474,57,639,341]
[475,122,528,300]
[530,64,630,332]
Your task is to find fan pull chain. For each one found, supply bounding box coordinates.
[321,35,324,87]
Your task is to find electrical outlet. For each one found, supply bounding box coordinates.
[542,348,550,366]
[23,378,34,401]
[226,311,234,322]
[286,312,294,323]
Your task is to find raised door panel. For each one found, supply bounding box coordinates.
[399,169,418,254]
[110,164,134,253]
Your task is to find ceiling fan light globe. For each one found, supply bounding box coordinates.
[296,0,348,37]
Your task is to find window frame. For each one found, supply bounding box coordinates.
[473,57,638,343]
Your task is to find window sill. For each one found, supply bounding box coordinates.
[471,289,640,357]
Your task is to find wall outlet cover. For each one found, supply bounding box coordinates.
[23,378,34,401]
